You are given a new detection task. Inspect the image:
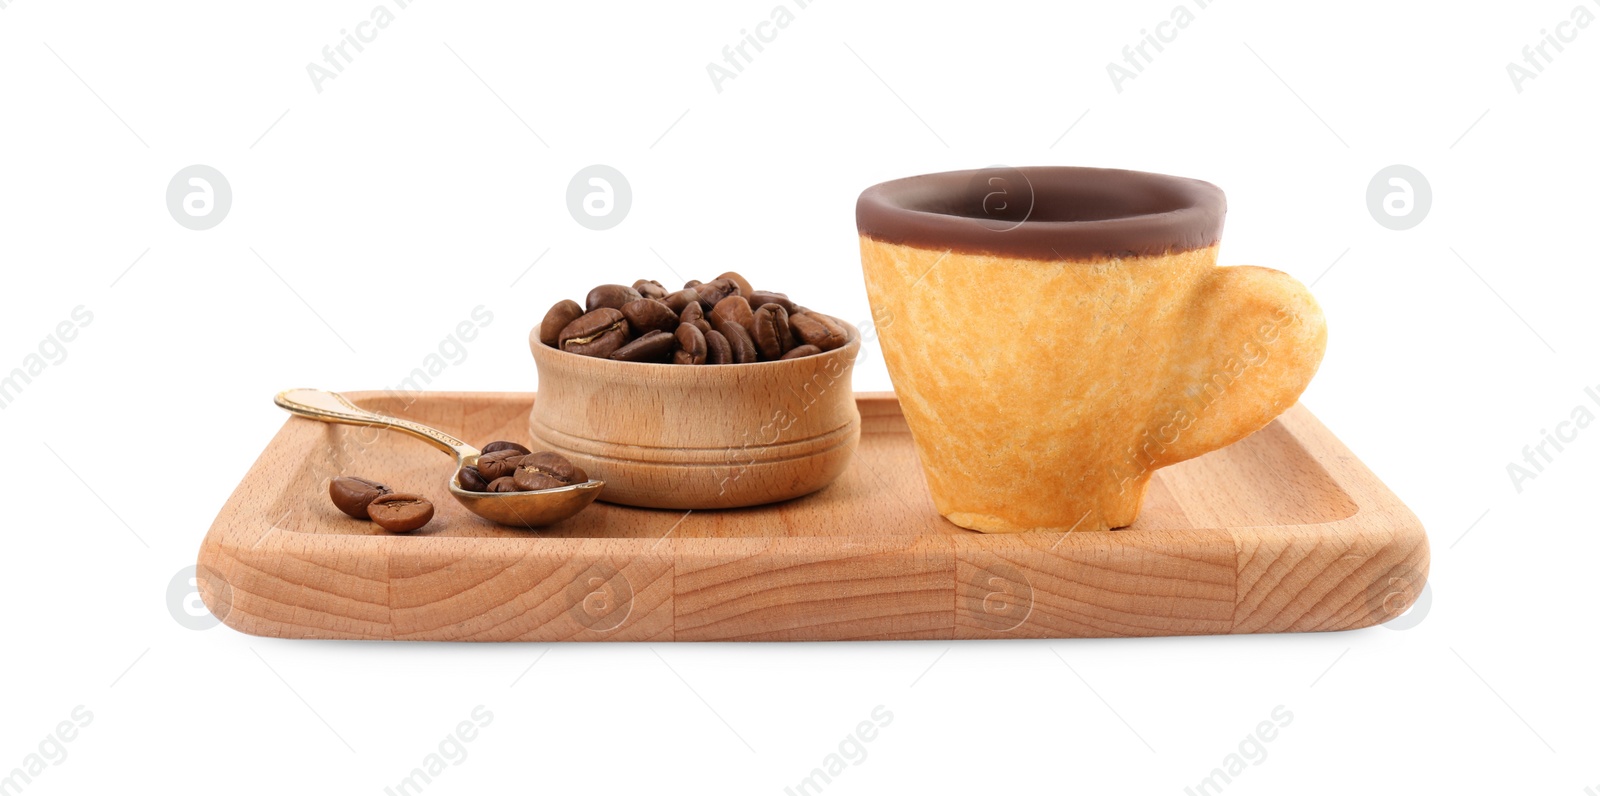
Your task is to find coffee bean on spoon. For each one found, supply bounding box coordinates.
[539,300,584,348]
[633,279,667,300]
[481,440,531,456]
[456,465,490,492]
[329,476,391,519]
[752,304,794,360]
[610,330,675,363]
[586,284,642,312]
[488,477,520,493]
[477,449,526,480]
[704,329,732,364]
[367,493,434,533]
[780,344,822,360]
[621,298,678,334]
[559,308,630,358]
[674,322,707,365]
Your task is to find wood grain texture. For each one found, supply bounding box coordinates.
[196,391,1428,641]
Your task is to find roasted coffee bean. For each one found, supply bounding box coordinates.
[586,284,642,313]
[610,330,675,363]
[514,451,580,489]
[329,476,391,519]
[477,449,526,480]
[664,288,701,314]
[367,493,434,533]
[539,300,584,347]
[621,298,678,335]
[684,279,703,289]
[456,465,490,492]
[680,301,704,326]
[780,344,822,360]
[717,319,759,363]
[752,304,794,360]
[693,280,730,309]
[481,440,531,456]
[559,308,630,358]
[488,477,520,493]
[632,279,667,300]
[715,271,753,298]
[513,470,567,491]
[747,291,793,313]
[674,322,707,365]
[704,329,732,365]
[710,295,755,335]
[693,318,712,335]
[790,311,848,351]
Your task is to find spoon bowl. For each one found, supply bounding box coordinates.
[275,388,602,528]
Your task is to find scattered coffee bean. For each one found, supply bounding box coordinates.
[366,493,434,533]
[621,298,678,335]
[586,284,642,312]
[456,465,490,492]
[559,308,630,358]
[477,449,526,480]
[541,272,847,364]
[481,440,531,456]
[610,329,675,363]
[329,476,391,519]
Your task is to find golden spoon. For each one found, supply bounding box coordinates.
[274,388,602,528]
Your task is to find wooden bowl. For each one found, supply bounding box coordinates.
[527,322,862,509]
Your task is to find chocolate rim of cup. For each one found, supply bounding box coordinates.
[529,320,859,370]
[855,165,1226,262]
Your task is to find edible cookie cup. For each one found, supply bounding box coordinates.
[528,323,861,509]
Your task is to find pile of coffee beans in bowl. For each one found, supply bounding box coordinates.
[539,271,850,364]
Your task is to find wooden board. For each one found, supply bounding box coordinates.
[196,392,1429,641]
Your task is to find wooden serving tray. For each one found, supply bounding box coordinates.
[197,392,1428,641]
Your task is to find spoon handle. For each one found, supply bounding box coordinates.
[274,388,480,461]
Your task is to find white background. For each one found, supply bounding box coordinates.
[2,0,1596,793]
